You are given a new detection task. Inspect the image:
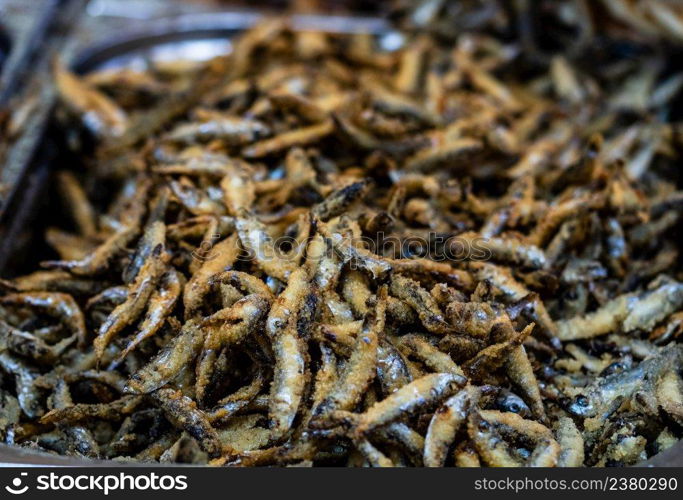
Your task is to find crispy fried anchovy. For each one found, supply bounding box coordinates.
[354,373,467,434]
[56,171,98,238]
[312,179,371,221]
[555,416,584,467]
[354,437,395,467]
[424,386,480,467]
[317,220,392,279]
[116,269,182,363]
[97,55,234,158]
[55,60,128,138]
[269,91,329,123]
[463,323,534,380]
[210,270,275,300]
[50,379,100,458]
[0,352,43,418]
[42,226,139,276]
[0,292,87,347]
[505,345,546,421]
[40,395,142,425]
[0,271,107,296]
[94,240,168,358]
[0,390,21,440]
[196,294,269,403]
[242,120,334,158]
[313,287,386,418]
[567,344,682,419]
[151,387,224,459]
[405,137,483,172]
[557,280,683,340]
[165,117,271,145]
[236,216,297,282]
[183,234,241,318]
[268,268,311,438]
[470,262,559,342]
[126,319,207,394]
[208,372,266,424]
[396,334,465,376]
[473,410,559,466]
[376,339,413,396]
[0,320,74,364]
[390,275,453,334]
[460,232,547,269]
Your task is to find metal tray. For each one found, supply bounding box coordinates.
[73,11,397,72]
[0,9,680,468]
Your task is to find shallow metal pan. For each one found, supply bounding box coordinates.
[0,10,680,468]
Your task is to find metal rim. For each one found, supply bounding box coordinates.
[73,10,394,74]
[1,9,681,469]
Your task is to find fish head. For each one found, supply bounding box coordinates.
[567,394,597,417]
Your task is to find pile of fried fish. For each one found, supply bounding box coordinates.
[1,12,682,466]
[391,0,683,47]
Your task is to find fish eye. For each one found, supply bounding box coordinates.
[496,393,529,415]
[600,361,627,377]
[575,395,589,407]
